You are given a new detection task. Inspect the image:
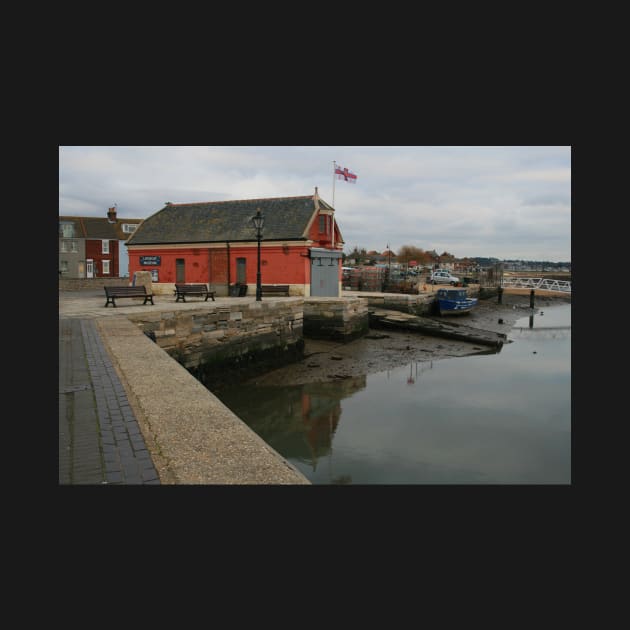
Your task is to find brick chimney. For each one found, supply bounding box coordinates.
[107,206,117,222]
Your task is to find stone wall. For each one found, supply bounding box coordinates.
[359,287,480,316]
[302,297,369,342]
[59,277,130,291]
[359,293,435,316]
[126,299,305,388]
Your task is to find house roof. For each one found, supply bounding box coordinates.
[127,195,325,245]
[113,219,144,241]
[59,216,144,240]
[81,217,120,240]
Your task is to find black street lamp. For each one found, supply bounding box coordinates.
[251,208,264,301]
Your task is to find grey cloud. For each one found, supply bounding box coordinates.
[59,146,571,261]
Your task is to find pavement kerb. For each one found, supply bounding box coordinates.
[95,315,310,484]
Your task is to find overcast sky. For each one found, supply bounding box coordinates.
[59,146,571,261]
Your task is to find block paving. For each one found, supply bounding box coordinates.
[59,317,160,485]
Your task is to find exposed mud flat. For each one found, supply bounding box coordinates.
[244,293,571,387]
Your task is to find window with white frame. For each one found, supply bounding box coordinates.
[122,224,137,233]
[59,222,75,238]
[102,240,109,254]
[59,260,68,273]
[102,260,110,274]
[61,239,78,253]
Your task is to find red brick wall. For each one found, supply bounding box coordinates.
[307,213,342,248]
[129,244,313,287]
[85,239,119,277]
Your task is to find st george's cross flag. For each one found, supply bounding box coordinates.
[335,165,358,183]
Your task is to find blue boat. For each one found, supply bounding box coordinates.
[435,288,478,315]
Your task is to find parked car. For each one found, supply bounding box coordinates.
[430,270,460,285]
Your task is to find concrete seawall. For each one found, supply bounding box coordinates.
[96,315,309,484]
[59,291,311,484]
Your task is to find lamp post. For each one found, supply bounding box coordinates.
[251,208,264,301]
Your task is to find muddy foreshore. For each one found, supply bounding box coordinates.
[237,292,571,388]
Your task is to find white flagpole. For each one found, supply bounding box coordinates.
[332,160,336,209]
[331,161,336,249]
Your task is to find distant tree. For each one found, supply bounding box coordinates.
[396,245,426,265]
[346,246,369,265]
[418,250,432,265]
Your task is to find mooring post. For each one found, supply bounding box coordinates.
[497,286,503,304]
[530,289,535,308]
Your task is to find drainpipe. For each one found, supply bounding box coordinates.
[208,247,212,287]
[226,242,231,291]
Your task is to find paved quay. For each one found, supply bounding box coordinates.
[59,317,160,484]
[58,289,310,485]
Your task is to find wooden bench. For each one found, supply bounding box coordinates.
[104,285,154,307]
[174,283,216,302]
[261,284,290,296]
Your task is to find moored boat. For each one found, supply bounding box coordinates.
[436,288,478,315]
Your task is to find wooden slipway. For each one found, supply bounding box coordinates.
[369,309,507,349]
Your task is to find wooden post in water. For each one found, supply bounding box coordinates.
[530,289,535,308]
[497,286,503,304]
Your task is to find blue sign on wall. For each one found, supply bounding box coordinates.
[139,256,161,266]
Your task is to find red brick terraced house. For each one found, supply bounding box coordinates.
[126,189,344,297]
[59,207,143,279]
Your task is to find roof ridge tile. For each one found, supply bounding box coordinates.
[168,195,312,206]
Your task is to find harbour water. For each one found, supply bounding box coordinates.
[216,303,571,484]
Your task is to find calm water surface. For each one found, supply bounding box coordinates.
[216,303,571,484]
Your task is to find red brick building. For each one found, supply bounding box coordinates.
[126,189,344,297]
[59,207,143,279]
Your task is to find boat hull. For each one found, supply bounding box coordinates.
[436,292,478,316]
[438,302,476,315]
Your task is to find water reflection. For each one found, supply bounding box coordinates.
[218,376,366,471]
[216,303,571,484]
[511,305,572,340]
[389,361,434,386]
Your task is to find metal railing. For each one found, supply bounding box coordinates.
[501,277,571,293]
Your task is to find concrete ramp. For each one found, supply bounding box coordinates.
[369,309,506,349]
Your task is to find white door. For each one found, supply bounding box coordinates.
[118,240,129,277]
[86,259,94,278]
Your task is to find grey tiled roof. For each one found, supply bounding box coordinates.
[81,218,120,239]
[114,219,144,241]
[59,216,145,240]
[127,196,318,245]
